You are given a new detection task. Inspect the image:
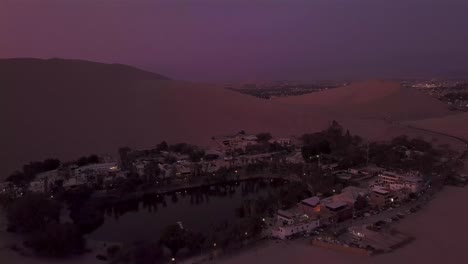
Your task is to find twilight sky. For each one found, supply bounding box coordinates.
[1,0,467,81]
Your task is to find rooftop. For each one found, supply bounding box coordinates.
[301,196,320,207]
[277,209,295,220]
[325,200,348,210]
[371,186,390,194]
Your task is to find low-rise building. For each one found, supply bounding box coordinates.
[369,187,397,208]
[320,200,353,223]
[299,196,321,216]
[0,182,13,194]
[63,176,87,190]
[268,138,292,146]
[272,217,320,240]
[213,133,258,151]
[372,170,425,194]
[74,162,119,178]
[28,180,46,193]
[273,207,320,240]
[277,210,296,225]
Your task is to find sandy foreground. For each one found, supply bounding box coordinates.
[1,186,467,264]
[218,186,468,264]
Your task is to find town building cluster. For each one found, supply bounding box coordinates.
[269,166,429,240]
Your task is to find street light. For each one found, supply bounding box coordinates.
[213,243,217,247]
[171,257,176,262]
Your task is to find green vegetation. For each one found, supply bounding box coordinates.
[6,193,61,233]
[75,154,99,167]
[256,132,272,142]
[6,158,61,185]
[354,195,369,211]
[25,222,86,257]
[301,121,364,167]
[5,193,86,258]
[159,224,205,257]
[370,135,441,174]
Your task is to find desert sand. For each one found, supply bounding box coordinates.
[1,59,466,177]
[276,80,453,120]
[405,113,468,141]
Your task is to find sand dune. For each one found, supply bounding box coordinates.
[0,59,330,176]
[0,59,464,177]
[405,113,468,141]
[277,80,452,120]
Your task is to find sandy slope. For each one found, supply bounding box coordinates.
[405,113,468,141]
[276,80,452,120]
[0,59,463,177]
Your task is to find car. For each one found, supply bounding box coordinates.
[364,213,371,217]
[385,218,393,223]
[375,220,386,226]
[397,213,405,218]
[391,216,399,221]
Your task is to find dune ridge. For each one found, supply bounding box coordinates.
[0,59,463,176]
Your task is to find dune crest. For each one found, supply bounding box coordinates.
[276,80,451,120]
[0,59,462,176]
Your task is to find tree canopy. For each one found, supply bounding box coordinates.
[7,193,61,233]
[26,222,85,258]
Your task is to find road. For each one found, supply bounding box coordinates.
[332,188,435,233]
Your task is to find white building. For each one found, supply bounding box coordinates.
[373,171,424,193]
[28,180,46,193]
[0,181,13,191]
[36,169,60,180]
[269,138,292,146]
[277,210,296,225]
[63,176,87,189]
[272,218,320,240]
[213,133,258,151]
[74,162,119,178]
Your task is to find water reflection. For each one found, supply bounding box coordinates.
[90,179,285,243]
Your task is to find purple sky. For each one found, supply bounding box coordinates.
[1,0,467,81]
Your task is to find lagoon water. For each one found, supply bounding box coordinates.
[89,180,283,243]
